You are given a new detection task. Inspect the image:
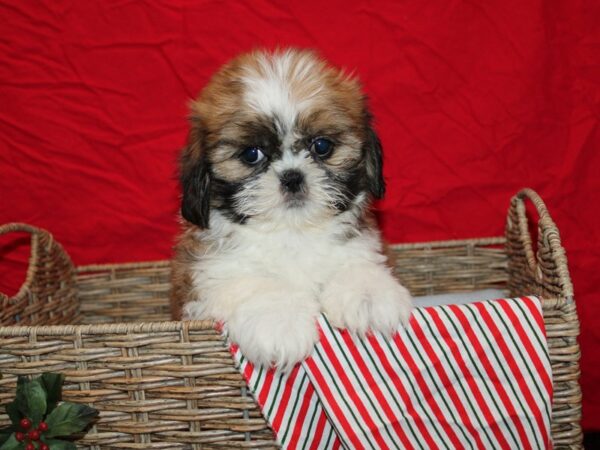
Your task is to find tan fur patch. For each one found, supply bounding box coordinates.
[170,223,202,319]
[187,48,367,174]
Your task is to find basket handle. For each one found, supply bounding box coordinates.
[507,188,573,298]
[0,223,49,299]
[0,222,50,238]
[1,222,81,326]
[0,223,55,267]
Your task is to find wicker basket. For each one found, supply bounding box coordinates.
[0,188,581,449]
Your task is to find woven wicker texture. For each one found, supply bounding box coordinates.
[0,189,581,449]
[77,262,172,324]
[0,321,276,449]
[0,223,79,326]
[504,189,581,448]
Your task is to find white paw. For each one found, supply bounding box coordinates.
[321,264,413,336]
[226,292,320,371]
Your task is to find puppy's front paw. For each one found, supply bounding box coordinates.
[321,264,413,336]
[227,292,320,371]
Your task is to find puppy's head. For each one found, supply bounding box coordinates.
[180,49,384,229]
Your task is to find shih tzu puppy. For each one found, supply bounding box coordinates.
[171,48,412,370]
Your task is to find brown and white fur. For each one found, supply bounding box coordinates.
[171,49,412,370]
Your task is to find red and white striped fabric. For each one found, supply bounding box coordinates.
[229,296,553,450]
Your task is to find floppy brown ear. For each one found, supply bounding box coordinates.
[364,125,386,199]
[180,126,211,228]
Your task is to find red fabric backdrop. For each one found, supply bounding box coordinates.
[1,0,599,429]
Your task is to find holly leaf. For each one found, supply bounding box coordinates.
[0,433,20,450]
[14,376,27,414]
[4,401,21,427]
[41,372,65,414]
[0,428,14,448]
[41,439,77,450]
[16,377,46,424]
[0,429,10,447]
[45,402,98,438]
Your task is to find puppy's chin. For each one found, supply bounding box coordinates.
[238,198,338,230]
[283,195,307,209]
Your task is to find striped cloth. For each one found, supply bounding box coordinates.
[230,296,552,450]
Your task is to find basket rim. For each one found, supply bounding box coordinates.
[76,260,170,274]
[390,236,505,250]
[71,236,507,273]
[0,319,216,336]
[0,295,571,334]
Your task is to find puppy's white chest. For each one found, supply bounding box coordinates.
[227,228,340,287]
[190,213,384,308]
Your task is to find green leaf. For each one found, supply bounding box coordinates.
[4,401,21,427]
[41,439,77,450]
[45,402,98,438]
[14,376,27,415]
[16,377,47,424]
[0,432,9,447]
[0,433,20,450]
[0,429,14,448]
[41,372,65,414]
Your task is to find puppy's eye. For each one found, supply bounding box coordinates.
[240,146,266,165]
[310,138,334,158]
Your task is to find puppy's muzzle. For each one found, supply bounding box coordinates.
[280,170,305,194]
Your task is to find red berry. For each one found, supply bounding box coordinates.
[40,444,50,450]
[28,429,40,441]
[19,417,32,430]
[25,443,35,450]
[38,421,48,432]
[15,431,25,441]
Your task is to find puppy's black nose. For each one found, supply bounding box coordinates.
[280,170,305,193]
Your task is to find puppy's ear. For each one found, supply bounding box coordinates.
[363,124,386,199]
[180,126,211,228]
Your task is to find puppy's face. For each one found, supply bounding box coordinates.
[180,49,384,229]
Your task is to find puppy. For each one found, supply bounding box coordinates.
[171,49,412,370]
